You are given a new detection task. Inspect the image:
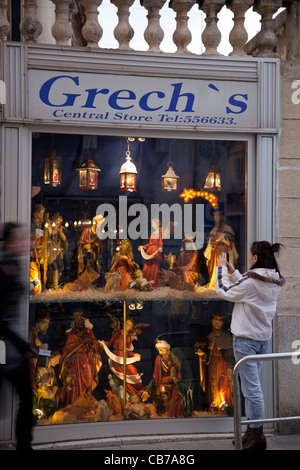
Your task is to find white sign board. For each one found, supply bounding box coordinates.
[28,70,258,129]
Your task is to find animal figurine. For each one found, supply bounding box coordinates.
[94,399,111,422]
[104,271,121,291]
[105,388,123,417]
[159,268,195,292]
[50,391,99,424]
[63,267,99,292]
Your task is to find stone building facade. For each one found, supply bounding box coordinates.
[0,0,300,442]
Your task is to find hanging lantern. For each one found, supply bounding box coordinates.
[162,163,179,191]
[161,140,179,192]
[203,163,222,192]
[119,140,137,192]
[44,148,61,187]
[76,158,101,190]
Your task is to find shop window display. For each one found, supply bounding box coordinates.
[30,134,246,425]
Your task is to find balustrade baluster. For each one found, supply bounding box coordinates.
[253,0,282,57]
[111,0,134,50]
[140,0,167,52]
[50,0,73,46]
[20,0,42,43]
[80,0,103,47]
[169,0,196,53]
[197,0,226,55]
[0,0,9,41]
[226,0,253,56]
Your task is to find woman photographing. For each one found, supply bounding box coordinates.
[215,241,285,450]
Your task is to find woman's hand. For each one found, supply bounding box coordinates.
[217,253,235,274]
[217,252,227,266]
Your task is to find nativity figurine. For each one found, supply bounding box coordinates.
[46,213,68,289]
[77,215,104,277]
[204,208,238,288]
[206,314,235,413]
[100,314,149,397]
[138,218,163,287]
[141,339,185,418]
[59,312,103,405]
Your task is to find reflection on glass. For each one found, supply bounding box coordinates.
[30,135,247,426]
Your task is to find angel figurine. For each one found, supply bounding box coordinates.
[100,313,150,396]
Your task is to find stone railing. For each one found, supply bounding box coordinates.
[0,0,299,59]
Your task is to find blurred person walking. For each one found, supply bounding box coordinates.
[0,222,37,451]
[215,241,285,450]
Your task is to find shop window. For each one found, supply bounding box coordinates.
[30,134,247,425]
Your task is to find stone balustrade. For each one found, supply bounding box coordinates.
[0,0,299,59]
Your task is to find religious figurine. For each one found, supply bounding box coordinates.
[105,238,137,291]
[141,339,186,418]
[204,208,238,288]
[129,268,154,291]
[100,314,149,397]
[194,337,208,394]
[28,311,51,407]
[174,235,199,286]
[138,218,163,287]
[77,215,104,277]
[30,204,45,293]
[36,365,59,419]
[46,213,68,289]
[28,311,51,352]
[124,393,151,420]
[206,314,235,413]
[59,312,103,405]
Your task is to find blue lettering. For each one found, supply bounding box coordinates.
[39,75,81,107]
[226,93,248,114]
[165,83,195,112]
[81,88,109,108]
[108,89,136,110]
[139,91,165,111]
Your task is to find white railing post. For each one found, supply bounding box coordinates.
[169,0,196,53]
[227,0,253,56]
[111,0,135,50]
[198,0,226,56]
[50,0,74,46]
[140,0,167,52]
[20,0,43,43]
[80,0,103,48]
[253,0,283,58]
[0,0,9,41]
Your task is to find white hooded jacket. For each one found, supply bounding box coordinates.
[215,266,285,341]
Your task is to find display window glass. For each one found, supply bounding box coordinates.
[30,133,247,425]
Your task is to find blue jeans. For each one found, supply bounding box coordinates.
[233,336,269,428]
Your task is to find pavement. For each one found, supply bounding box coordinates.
[1,432,299,452]
[31,432,300,451]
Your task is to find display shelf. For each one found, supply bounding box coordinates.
[30,286,222,303]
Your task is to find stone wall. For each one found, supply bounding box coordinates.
[275,59,300,432]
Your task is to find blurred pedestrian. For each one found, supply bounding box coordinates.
[215,241,285,450]
[0,222,37,450]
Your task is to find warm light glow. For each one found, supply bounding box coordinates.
[161,164,179,192]
[44,149,61,187]
[119,154,137,192]
[203,163,222,191]
[179,188,218,208]
[76,159,101,190]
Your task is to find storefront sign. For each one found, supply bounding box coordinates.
[28,70,258,129]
